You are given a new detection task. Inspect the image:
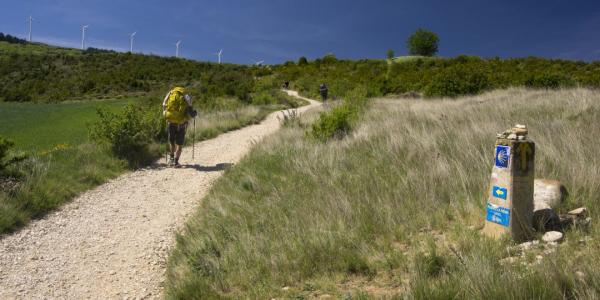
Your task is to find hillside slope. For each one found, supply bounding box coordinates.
[0,40,256,103]
[166,88,600,299]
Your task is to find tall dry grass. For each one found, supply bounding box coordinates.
[166,88,600,299]
[186,105,306,143]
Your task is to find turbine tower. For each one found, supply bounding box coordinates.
[215,49,223,64]
[81,25,89,50]
[28,16,34,42]
[129,31,137,52]
[175,40,181,58]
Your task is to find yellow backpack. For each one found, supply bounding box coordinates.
[164,87,189,124]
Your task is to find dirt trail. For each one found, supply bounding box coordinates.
[0,91,319,299]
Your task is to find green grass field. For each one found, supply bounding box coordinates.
[166,88,600,299]
[0,99,133,151]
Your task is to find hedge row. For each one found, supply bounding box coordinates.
[274,55,600,98]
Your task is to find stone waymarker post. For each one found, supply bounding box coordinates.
[483,125,535,242]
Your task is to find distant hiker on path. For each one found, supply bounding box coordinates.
[163,87,197,167]
[319,83,328,101]
[283,81,290,90]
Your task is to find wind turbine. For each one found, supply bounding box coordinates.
[81,25,89,50]
[27,16,34,42]
[175,40,181,58]
[214,49,223,64]
[129,31,137,52]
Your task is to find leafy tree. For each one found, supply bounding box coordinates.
[387,49,395,60]
[298,56,308,66]
[322,53,337,64]
[0,32,27,44]
[407,28,439,57]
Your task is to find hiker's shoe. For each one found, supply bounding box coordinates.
[168,157,175,166]
[174,160,181,167]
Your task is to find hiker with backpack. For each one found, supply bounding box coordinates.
[163,86,197,167]
[319,83,328,101]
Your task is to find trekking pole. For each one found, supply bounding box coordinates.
[165,120,169,164]
[192,117,196,160]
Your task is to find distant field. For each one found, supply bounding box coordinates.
[0,99,133,151]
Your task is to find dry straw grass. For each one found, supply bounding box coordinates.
[167,88,600,299]
[185,106,271,142]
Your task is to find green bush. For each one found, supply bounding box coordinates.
[0,136,26,177]
[525,73,575,89]
[90,104,163,167]
[387,49,395,60]
[425,64,490,97]
[309,104,356,141]
[309,86,368,142]
[0,32,27,44]
[298,56,308,66]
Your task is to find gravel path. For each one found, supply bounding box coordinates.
[0,91,319,299]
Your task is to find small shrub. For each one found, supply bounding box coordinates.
[387,49,395,60]
[251,91,276,106]
[525,73,575,89]
[298,56,308,66]
[414,244,447,278]
[309,104,356,141]
[425,65,490,97]
[309,86,368,142]
[344,253,376,277]
[322,53,338,64]
[0,136,27,177]
[90,104,163,167]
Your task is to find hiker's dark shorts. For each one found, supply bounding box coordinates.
[320,91,328,101]
[168,123,187,146]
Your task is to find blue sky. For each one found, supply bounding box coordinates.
[1,0,599,63]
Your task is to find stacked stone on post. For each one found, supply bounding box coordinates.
[483,124,535,242]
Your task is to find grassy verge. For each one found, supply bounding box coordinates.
[188,104,296,143]
[0,143,127,233]
[0,97,305,234]
[166,88,600,299]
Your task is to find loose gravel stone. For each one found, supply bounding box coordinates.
[542,231,564,243]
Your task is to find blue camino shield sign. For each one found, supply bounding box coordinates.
[486,202,510,227]
[495,145,510,168]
